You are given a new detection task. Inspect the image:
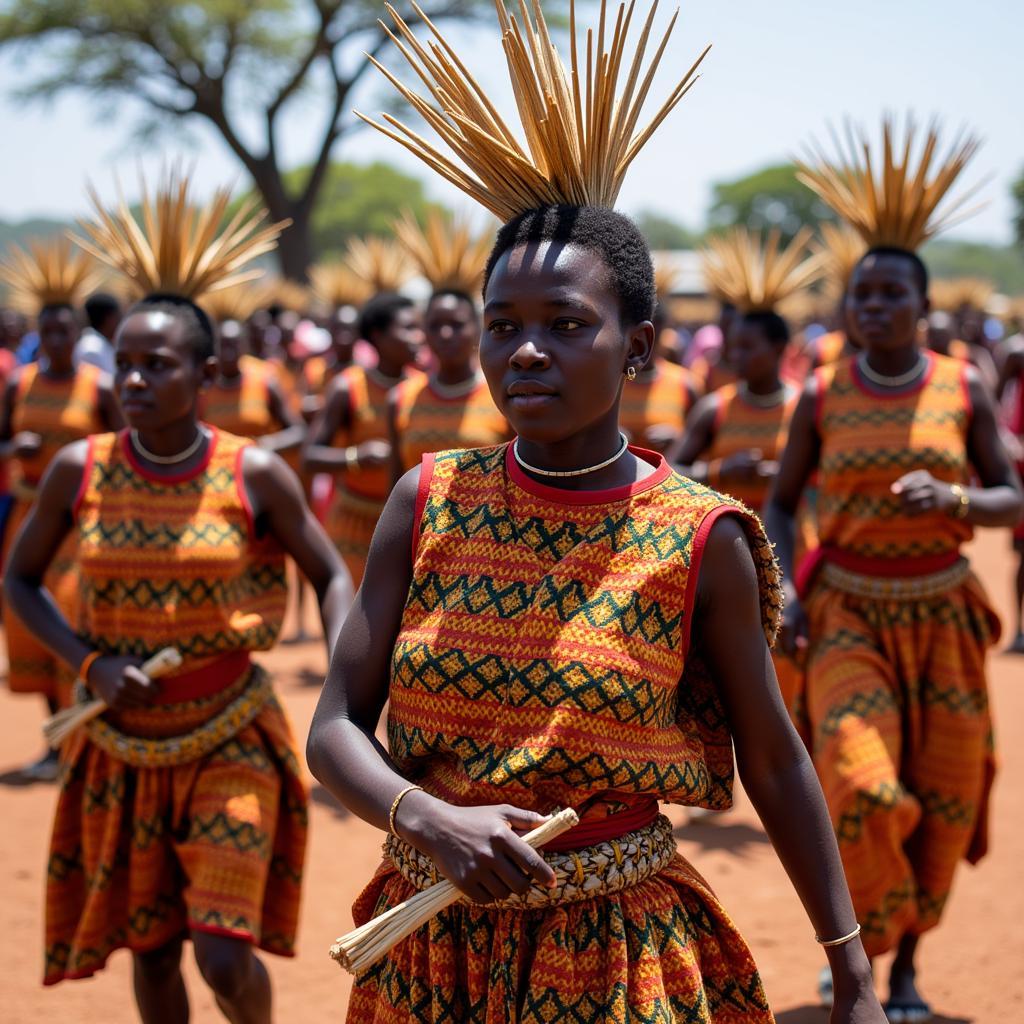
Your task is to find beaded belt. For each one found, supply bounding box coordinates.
[385,813,677,910]
[821,557,971,600]
[80,664,274,768]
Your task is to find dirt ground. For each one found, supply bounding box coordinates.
[2,528,1021,1023]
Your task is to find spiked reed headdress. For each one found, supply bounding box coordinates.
[929,277,994,313]
[0,237,101,313]
[701,227,825,315]
[344,236,414,293]
[796,116,983,252]
[310,261,374,310]
[394,210,491,294]
[357,0,710,221]
[814,222,866,301]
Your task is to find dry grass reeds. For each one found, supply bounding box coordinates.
[394,210,492,294]
[0,237,102,313]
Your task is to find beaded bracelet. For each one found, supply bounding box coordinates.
[388,785,424,838]
[815,923,861,947]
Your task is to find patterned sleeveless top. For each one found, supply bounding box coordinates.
[815,352,972,561]
[11,363,104,493]
[619,360,694,447]
[201,355,277,438]
[388,444,782,823]
[393,373,508,473]
[815,330,850,366]
[707,382,798,511]
[332,365,412,500]
[74,429,287,670]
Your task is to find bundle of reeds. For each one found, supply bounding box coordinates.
[0,237,102,313]
[344,237,414,293]
[394,210,492,294]
[309,261,374,310]
[814,222,867,301]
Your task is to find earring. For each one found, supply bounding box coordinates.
[625,365,637,382]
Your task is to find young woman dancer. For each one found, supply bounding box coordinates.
[309,3,885,1021]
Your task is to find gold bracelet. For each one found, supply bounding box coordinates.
[949,483,970,520]
[815,923,862,947]
[388,785,424,838]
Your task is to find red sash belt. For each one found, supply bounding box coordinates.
[796,545,961,599]
[543,796,660,853]
[151,650,252,705]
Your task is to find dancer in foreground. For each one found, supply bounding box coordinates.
[768,119,1023,1020]
[5,173,351,1021]
[307,3,885,1021]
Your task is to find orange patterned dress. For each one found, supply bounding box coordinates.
[3,363,105,700]
[328,366,417,585]
[801,352,998,957]
[619,359,694,452]
[201,355,278,438]
[348,443,782,1023]
[44,429,306,985]
[393,372,508,473]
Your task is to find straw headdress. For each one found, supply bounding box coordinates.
[394,210,492,294]
[310,261,374,310]
[930,277,994,313]
[653,257,680,302]
[796,116,983,252]
[70,168,288,301]
[199,281,274,324]
[0,237,102,313]
[261,277,310,314]
[700,227,825,315]
[344,237,414,293]
[356,0,710,220]
[814,222,866,301]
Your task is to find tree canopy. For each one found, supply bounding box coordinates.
[1012,165,1024,251]
[0,0,485,279]
[634,210,700,251]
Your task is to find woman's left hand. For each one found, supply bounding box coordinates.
[891,469,957,516]
[830,988,888,1024]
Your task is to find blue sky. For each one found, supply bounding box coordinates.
[0,0,1021,243]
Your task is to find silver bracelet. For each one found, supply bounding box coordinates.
[816,923,861,947]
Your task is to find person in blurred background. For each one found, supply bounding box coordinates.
[996,327,1024,652]
[74,290,121,375]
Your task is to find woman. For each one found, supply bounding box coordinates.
[303,291,423,587]
[0,241,122,781]
[309,3,884,1021]
[770,120,1023,1019]
[388,289,509,481]
[6,180,351,1020]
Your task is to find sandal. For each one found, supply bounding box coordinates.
[884,1000,933,1023]
[818,965,834,1008]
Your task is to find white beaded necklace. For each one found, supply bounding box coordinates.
[739,382,789,408]
[130,427,206,466]
[430,371,482,399]
[513,433,629,478]
[857,351,928,389]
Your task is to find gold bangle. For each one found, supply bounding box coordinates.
[815,923,862,947]
[78,650,102,685]
[388,785,424,838]
[949,483,970,520]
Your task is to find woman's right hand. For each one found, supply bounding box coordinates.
[86,655,159,709]
[396,794,557,904]
[779,592,809,661]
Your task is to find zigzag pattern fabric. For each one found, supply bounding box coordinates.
[43,430,305,985]
[805,353,999,956]
[393,375,508,473]
[348,443,782,1022]
[3,363,104,699]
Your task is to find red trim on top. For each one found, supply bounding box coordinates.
[959,362,974,420]
[235,442,256,540]
[71,434,96,521]
[121,425,218,484]
[505,442,670,506]
[681,504,739,660]
[851,349,936,399]
[542,797,659,853]
[411,452,435,560]
[152,651,251,705]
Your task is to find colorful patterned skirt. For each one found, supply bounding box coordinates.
[804,562,999,957]
[2,498,79,702]
[328,486,387,589]
[44,664,308,984]
[346,847,773,1023]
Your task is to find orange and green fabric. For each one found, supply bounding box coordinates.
[618,358,694,451]
[201,354,278,439]
[328,365,417,585]
[44,429,306,985]
[3,363,105,700]
[804,351,998,957]
[393,373,508,473]
[347,443,783,1024]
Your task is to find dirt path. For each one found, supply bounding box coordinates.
[2,529,1021,1023]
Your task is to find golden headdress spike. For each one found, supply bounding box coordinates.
[200,281,274,324]
[929,277,994,314]
[652,258,680,303]
[0,237,101,312]
[344,237,414,293]
[814,222,867,301]
[394,210,492,294]
[70,168,290,300]
[701,227,825,315]
[796,115,984,252]
[309,262,374,310]
[356,0,710,220]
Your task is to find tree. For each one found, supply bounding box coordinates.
[0,0,485,281]
[634,209,700,250]
[707,163,836,243]
[1012,165,1024,251]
